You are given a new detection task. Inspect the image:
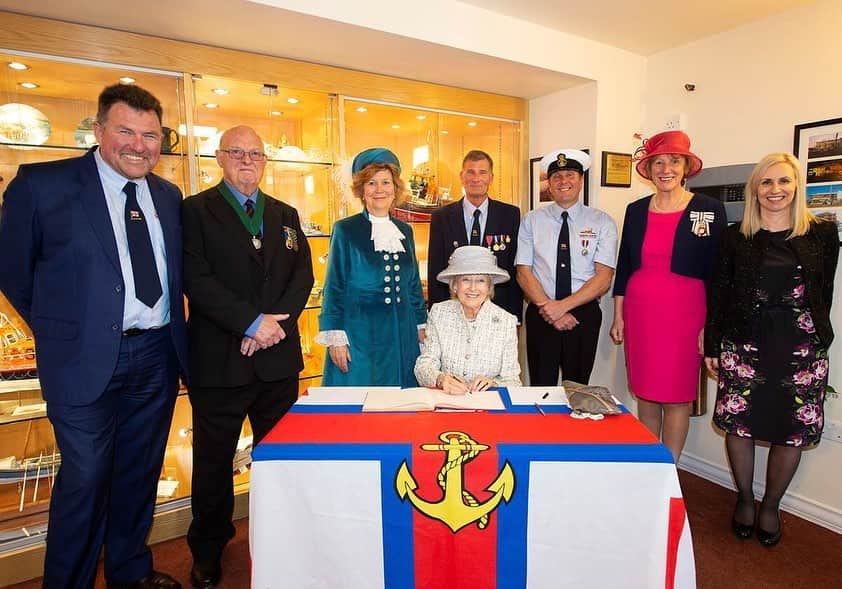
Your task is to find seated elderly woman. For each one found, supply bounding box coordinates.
[415,245,521,394]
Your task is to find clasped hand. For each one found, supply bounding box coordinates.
[537,300,579,331]
[240,313,289,357]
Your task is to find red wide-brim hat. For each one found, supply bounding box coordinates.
[633,130,703,180]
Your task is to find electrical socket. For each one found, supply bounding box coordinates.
[664,113,687,131]
[822,419,842,444]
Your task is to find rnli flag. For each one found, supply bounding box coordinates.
[250,389,695,589]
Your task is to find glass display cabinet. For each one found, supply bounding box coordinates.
[0,47,521,570]
[0,51,191,554]
[341,98,521,292]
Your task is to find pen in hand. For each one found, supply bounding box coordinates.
[534,402,546,416]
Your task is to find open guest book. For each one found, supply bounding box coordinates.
[362,387,505,412]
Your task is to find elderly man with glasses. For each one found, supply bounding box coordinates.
[182,125,314,588]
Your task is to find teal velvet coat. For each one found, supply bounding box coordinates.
[319,212,427,387]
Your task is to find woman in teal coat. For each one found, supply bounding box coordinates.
[316,148,427,387]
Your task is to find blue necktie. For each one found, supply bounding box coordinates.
[123,181,162,308]
[555,211,572,300]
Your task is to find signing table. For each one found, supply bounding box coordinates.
[249,387,695,589]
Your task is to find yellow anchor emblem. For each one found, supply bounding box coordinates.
[395,431,515,532]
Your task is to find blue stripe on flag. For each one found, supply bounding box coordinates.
[289,404,363,413]
[252,443,415,587]
[495,443,672,585]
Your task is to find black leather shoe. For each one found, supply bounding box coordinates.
[731,515,754,539]
[757,513,782,547]
[190,560,222,589]
[108,571,181,589]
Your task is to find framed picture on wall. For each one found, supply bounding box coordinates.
[794,117,842,244]
[529,150,590,210]
[600,151,632,187]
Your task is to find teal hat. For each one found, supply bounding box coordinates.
[352,147,401,174]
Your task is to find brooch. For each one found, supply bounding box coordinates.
[283,226,299,251]
[690,211,714,237]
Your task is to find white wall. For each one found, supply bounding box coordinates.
[642,0,842,531]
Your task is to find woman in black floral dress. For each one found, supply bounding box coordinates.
[704,153,838,547]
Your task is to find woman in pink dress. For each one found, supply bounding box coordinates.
[610,131,726,461]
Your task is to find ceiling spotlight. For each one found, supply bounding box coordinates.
[270,111,282,116]
[7,62,29,71]
[119,76,136,84]
[441,130,449,135]
[356,106,368,113]
[286,97,300,104]
[203,103,219,109]
[391,124,400,129]
[467,121,478,127]
[416,115,426,121]
[18,82,38,89]
[212,88,229,95]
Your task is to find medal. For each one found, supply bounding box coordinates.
[485,235,493,250]
[492,235,500,251]
[505,235,511,243]
[499,237,506,251]
[581,238,589,256]
[252,236,262,250]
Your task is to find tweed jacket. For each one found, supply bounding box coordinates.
[704,220,839,357]
[415,299,521,387]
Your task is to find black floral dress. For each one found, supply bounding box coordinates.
[713,230,828,446]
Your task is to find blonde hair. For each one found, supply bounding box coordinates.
[448,275,495,300]
[351,163,406,205]
[740,153,815,239]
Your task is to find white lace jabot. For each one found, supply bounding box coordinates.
[369,214,406,253]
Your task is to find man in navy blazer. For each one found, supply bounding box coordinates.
[0,85,187,589]
[427,150,522,321]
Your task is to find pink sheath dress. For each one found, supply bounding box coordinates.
[623,210,706,403]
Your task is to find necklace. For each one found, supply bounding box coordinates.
[651,191,691,213]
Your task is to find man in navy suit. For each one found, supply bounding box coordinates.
[427,150,522,321]
[0,84,187,588]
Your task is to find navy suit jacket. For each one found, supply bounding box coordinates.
[427,197,523,321]
[0,150,188,404]
[613,193,727,296]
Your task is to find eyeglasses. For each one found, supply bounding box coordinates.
[219,148,267,161]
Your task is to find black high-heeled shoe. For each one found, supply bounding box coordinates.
[757,512,782,547]
[731,515,754,539]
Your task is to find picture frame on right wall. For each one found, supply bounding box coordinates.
[794,117,842,244]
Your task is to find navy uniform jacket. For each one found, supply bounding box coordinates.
[613,193,727,296]
[0,151,188,403]
[428,198,522,321]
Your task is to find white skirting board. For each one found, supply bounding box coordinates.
[678,452,842,534]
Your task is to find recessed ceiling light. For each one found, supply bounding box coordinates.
[212,88,229,95]
[441,130,449,135]
[7,62,29,71]
[203,103,219,109]
[119,76,136,84]
[286,97,299,104]
[391,124,400,129]
[467,121,478,127]
[270,111,282,116]
[356,106,368,113]
[416,115,426,121]
[18,82,38,89]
